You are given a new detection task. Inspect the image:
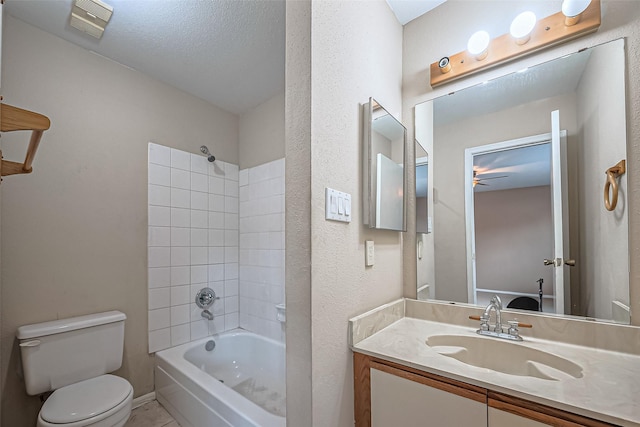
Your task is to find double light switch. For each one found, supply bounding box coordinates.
[325,187,351,223]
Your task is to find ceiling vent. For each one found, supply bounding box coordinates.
[69,0,113,39]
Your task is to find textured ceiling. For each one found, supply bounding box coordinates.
[5,0,285,114]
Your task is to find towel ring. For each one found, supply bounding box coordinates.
[604,160,626,211]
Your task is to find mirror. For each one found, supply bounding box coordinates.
[415,39,629,323]
[416,140,430,234]
[363,98,407,231]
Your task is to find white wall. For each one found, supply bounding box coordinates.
[576,40,629,320]
[239,91,285,170]
[1,16,238,427]
[285,1,404,425]
[147,143,240,353]
[402,0,640,326]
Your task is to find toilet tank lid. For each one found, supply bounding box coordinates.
[16,311,126,340]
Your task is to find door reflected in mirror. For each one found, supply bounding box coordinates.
[414,38,629,323]
[363,98,407,231]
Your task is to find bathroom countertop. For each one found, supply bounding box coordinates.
[351,317,640,426]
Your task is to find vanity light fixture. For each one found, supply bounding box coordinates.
[510,11,537,45]
[562,0,592,26]
[438,56,452,74]
[467,31,490,60]
[429,0,600,87]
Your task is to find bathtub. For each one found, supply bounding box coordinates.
[155,330,286,427]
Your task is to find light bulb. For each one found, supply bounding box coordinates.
[562,0,592,26]
[467,30,490,61]
[510,11,537,45]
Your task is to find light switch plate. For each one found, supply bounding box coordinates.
[365,240,374,266]
[325,187,352,223]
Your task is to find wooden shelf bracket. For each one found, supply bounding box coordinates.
[0,103,51,179]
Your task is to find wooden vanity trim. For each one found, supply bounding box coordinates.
[353,353,372,426]
[488,392,617,427]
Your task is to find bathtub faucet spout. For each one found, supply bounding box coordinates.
[201,309,214,320]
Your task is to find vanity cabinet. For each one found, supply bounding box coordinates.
[354,353,617,427]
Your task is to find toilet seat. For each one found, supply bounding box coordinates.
[37,375,133,427]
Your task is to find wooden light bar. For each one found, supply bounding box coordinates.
[430,0,601,88]
[0,103,51,177]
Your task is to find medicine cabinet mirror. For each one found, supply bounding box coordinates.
[416,140,429,234]
[363,98,407,231]
[414,38,629,324]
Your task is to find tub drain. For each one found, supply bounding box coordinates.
[205,340,216,351]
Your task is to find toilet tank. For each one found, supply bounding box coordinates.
[16,311,126,395]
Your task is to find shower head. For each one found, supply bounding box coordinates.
[200,145,216,163]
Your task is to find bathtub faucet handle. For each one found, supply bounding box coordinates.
[196,287,219,309]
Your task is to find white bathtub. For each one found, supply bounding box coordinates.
[155,330,286,427]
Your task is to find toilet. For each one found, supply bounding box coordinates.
[17,311,133,427]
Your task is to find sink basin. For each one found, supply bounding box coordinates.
[426,334,583,381]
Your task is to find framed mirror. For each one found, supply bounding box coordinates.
[415,38,629,323]
[363,98,407,231]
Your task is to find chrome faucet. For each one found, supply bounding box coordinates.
[201,309,214,320]
[474,295,527,342]
[482,295,503,333]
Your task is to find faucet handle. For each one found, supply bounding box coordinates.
[507,320,520,336]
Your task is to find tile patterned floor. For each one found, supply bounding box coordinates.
[125,400,180,427]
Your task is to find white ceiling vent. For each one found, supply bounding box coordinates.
[69,0,113,39]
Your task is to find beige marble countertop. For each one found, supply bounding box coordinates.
[352,316,640,426]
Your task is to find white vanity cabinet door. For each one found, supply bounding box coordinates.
[371,367,487,427]
[488,407,548,427]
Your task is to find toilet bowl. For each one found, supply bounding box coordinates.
[37,375,133,427]
[17,312,133,427]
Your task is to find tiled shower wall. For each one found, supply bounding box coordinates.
[239,159,286,342]
[147,143,239,353]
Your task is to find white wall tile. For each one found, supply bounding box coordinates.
[171,266,190,286]
[208,212,224,229]
[208,229,224,246]
[148,247,170,268]
[170,188,190,209]
[191,172,208,192]
[209,194,225,212]
[209,317,225,335]
[149,267,170,288]
[225,214,238,230]
[171,168,191,190]
[149,143,171,166]
[191,191,208,211]
[225,280,239,297]
[225,313,239,330]
[225,296,239,314]
[239,169,248,186]
[149,328,171,353]
[149,163,171,186]
[171,227,190,247]
[149,185,171,207]
[190,247,208,265]
[208,247,225,264]
[171,208,190,227]
[171,247,190,266]
[171,304,191,325]
[149,308,170,331]
[209,161,224,177]
[190,319,209,340]
[212,298,225,316]
[191,154,209,174]
[239,186,249,202]
[225,164,239,181]
[171,324,190,346]
[224,180,239,197]
[208,264,224,282]
[191,265,208,284]
[149,227,171,247]
[209,176,224,195]
[149,288,170,310]
[190,228,208,247]
[171,285,190,306]
[149,206,171,227]
[225,263,239,280]
[224,196,238,213]
[171,148,191,170]
[191,210,208,228]
[224,230,239,247]
[225,247,238,263]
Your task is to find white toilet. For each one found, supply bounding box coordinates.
[17,311,133,427]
